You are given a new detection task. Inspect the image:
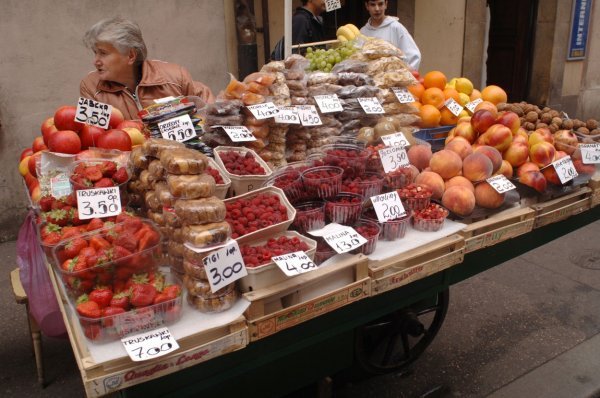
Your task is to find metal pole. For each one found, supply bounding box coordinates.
[284,0,292,58]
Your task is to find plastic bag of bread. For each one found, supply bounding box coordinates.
[160,148,208,175]
[148,159,166,180]
[366,56,410,75]
[144,190,162,212]
[163,208,183,228]
[142,138,186,158]
[260,60,285,73]
[174,196,226,225]
[130,146,149,169]
[308,84,343,97]
[183,244,209,264]
[332,59,369,74]
[243,71,276,86]
[374,70,417,88]
[337,72,374,87]
[284,69,306,81]
[284,54,309,70]
[167,240,186,259]
[361,38,405,59]
[182,221,231,248]
[337,85,380,99]
[154,181,177,207]
[166,225,185,243]
[169,255,184,275]
[383,102,420,115]
[167,173,216,199]
[138,170,156,190]
[184,274,235,297]
[147,209,166,226]
[128,178,146,195]
[183,258,208,280]
[307,72,339,86]
[186,286,238,313]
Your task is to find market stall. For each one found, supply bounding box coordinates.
[17,31,600,398]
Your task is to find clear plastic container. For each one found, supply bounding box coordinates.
[314,238,337,265]
[397,183,433,212]
[263,170,304,203]
[363,208,411,241]
[385,166,419,190]
[301,166,343,199]
[321,143,370,178]
[292,200,326,233]
[342,173,384,198]
[69,159,131,192]
[183,258,208,280]
[325,192,364,225]
[411,204,449,232]
[186,287,238,313]
[351,218,382,255]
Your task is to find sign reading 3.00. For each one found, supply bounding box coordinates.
[75,97,112,129]
[203,240,248,293]
[76,187,122,220]
[158,114,196,143]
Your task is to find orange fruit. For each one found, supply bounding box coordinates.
[423,70,447,90]
[440,107,459,126]
[443,87,460,102]
[410,101,422,111]
[419,104,441,128]
[407,83,425,101]
[481,85,508,105]
[421,87,445,109]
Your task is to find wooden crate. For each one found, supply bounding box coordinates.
[460,207,536,253]
[49,270,248,398]
[589,176,600,208]
[531,187,592,229]
[369,234,465,296]
[244,254,370,341]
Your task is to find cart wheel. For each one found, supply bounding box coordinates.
[355,289,449,374]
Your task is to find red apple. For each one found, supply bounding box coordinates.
[19,156,31,176]
[28,151,42,177]
[30,184,42,203]
[108,107,125,129]
[80,124,106,149]
[48,130,81,154]
[54,106,84,132]
[116,120,144,130]
[20,148,34,161]
[32,136,48,153]
[41,117,59,144]
[97,129,132,151]
[24,173,37,190]
[471,109,497,134]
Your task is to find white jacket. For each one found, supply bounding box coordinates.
[360,16,421,71]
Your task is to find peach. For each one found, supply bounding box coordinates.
[474,145,503,173]
[519,170,547,193]
[429,149,463,179]
[453,121,477,143]
[442,186,476,217]
[512,132,528,145]
[462,152,493,182]
[542,151,568,185]
[553,130,578,155]
[481,85,508,105]
[476,124,513,152]
[528,128,553,146]
[415,171,445,200]
[474,181,505,209]
[474,100,498,117]
[457,115,471,125]
[573,158,596,175]
[516,162,540,178]
[496,111,520,135]
[471,109,497,134]
[496,160,514,178]
[529,141,556,168]
[503,141,529,167]
[445,176,475,193]
[407,144,433,171]
[445,136,473,159]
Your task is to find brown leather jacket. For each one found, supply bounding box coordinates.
[80,60,215,120]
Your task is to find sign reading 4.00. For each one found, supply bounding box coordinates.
[158,114,196,143]
[75,97,112,129]
[76,186,122,220]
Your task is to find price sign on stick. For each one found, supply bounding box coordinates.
[358,97,385,114]
[371,191,407,222]
[158,114,196,142]
[75,97,112,129]
[444,98,464,117]
[296,105,323,126]
[121,327,179,362]
[314,94,343,113]
[392,87,415,104]
[580,143,600,164]
[378,145,410,173]
[272,251,318,276]
[218,125,256,142]
[381,132,410,148]
[486,175,516,194]
[203,240,247,293]
[76,187,122,220]
[325,0,342,12]
[246,102,280,120]
[274,106,301,124]
[552,156,578,184]
[465,98,483,114]
[324,226,367,254]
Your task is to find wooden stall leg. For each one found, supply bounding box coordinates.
[26,304,45,387]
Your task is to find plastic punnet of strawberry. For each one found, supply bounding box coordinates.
[68,158,132,192]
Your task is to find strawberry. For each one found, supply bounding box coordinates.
[101,306,126,327]
[89,235,111,251]
[100,161,117,178]
[76,294,101,318]
[86,218,105,232]
[82,324,102,340]
[130,283,157,307]
[138,228,161,251]
[45,209,69,227]
[110,292,131,310]
[69,208,85,226]
[63,237,88,260]
[153,292,172,305]
[39,195,55,212]
[162,284,182,299]
[113,245,133,265]
[71,256,95,280]
[40,223,61,239]
[89,286,113,308]
[94,178,114,188]
[87,247,113,268]
[114,234,137,253]
[112,167,129,184]
[67,277,94,294]
[64,192,78,207]
[83,165,103,182]
[71,175,92,190]
[42,232,61,246]
[73,163,87,176]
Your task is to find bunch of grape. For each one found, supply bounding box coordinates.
[305,41,357,72]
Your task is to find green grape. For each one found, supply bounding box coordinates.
[306,47,313,53]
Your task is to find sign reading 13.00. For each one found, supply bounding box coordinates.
[75,97,112,129]
[76,186,122,220]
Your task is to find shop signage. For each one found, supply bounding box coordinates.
[567,0,592,60]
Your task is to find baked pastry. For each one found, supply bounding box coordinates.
[184,274,235,297]
[186,288,238,313]
[174,196,226,225]
[148,159,166,181]
[154,181,177,207]
[144,190,162,212]
[167,240,186,259]
[182,222,231,248]
[167,173,216,199]
[183,258,208,280]
[142,138,186,158]
[130,146,150,169]
[160,148,208,175]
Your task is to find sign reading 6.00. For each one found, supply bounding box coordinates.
[158,114,196,143]
[75,97,112,129]
[76,187,122,220]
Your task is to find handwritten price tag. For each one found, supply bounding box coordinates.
[50,174,72,197]
[274,106,300,124]
[392,87,415,104]
[381,132,410,148]
[580,143,600,164]
[465,98,483,114]
[75,97,112,129]
[314,94,343,113]
[371,191,406,222]
[203,240,247,293]
[76,187,122,220]
[296,105,323,126]
[272,251,318,276]
[552,156,578,184]
[358,97,385,114]
[486,175,516,194]
[246,102,280,120]
[218,125,256,142]
[324,226,367,254]
[325,0,342,12]
[158,114,196,143]
[444,98,464,117]
[121,327,179,362]
[378,145,410,173]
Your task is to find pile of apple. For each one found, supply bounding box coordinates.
[403,98,594,217]
[19,105,147,202]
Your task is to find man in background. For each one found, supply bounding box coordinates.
[271,0,326,60]
[360,0,421,71]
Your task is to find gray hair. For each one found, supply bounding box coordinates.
[83,17,147,62]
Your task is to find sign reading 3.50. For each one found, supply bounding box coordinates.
[76,186,122,220]
[75,97,112,129]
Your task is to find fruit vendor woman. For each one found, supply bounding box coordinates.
[80,17,215,119]
[361,0,421,71]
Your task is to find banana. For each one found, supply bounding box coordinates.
[336,26,355,41]
[345,24,360,37]
[337,35,348,42]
